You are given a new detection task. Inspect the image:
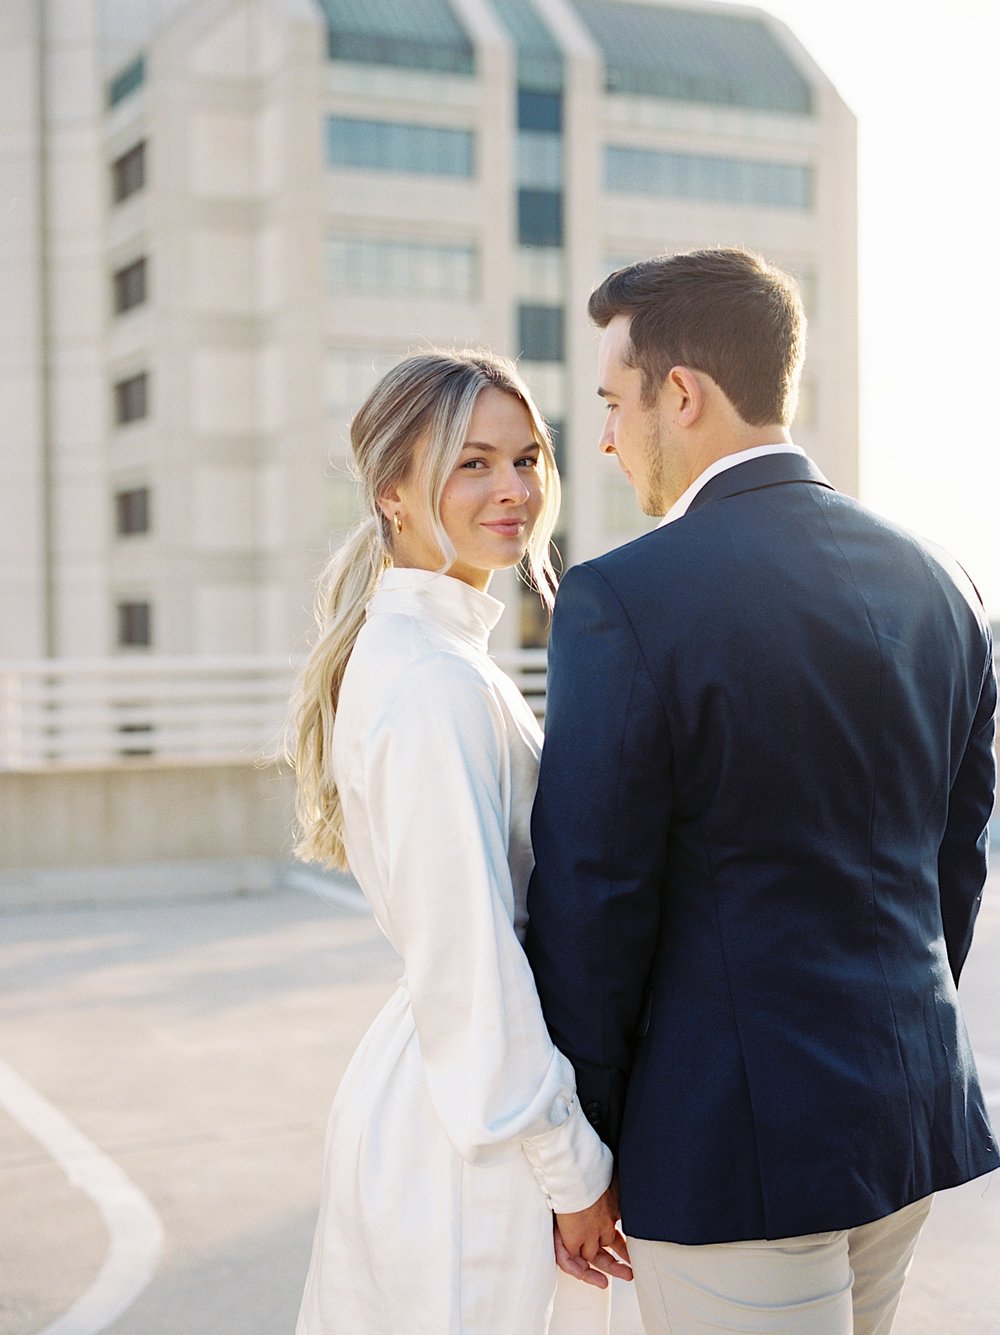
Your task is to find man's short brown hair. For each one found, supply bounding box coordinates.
[588,247,806,426]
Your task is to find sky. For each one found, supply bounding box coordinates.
[754,0,1000,616]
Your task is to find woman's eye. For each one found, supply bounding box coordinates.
[460,459,487,470]
[516,455,540,469]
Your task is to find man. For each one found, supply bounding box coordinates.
[526,248,998,1333]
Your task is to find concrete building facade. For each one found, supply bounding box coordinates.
[1,0,858,658]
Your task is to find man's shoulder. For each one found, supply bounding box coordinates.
[827,493,989,620]
[577,507,731,593]
[561,530,666,608]
[572,486,989,635]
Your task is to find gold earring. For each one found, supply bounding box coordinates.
[392,512,403,535]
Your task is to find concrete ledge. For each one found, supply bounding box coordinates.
[0,855,368,915]
[0,761,295,870]
[0,857,283,912]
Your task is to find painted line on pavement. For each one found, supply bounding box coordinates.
[0,1055,164,1335]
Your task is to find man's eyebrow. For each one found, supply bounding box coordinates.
[597,386,614,400]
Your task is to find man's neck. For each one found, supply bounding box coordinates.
[660,439,803,528]
[686,424,793,487]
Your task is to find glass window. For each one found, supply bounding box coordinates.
[108,55,145,108]
[517,248,564,304]
[117,601,152,648]
[115,487,150,536]
[117,721,154,757]
[326,238,477,300]
[518,189,563,247]
[114,372,149,425]
[520,582,551,651]
[326,350,403,425]
[519,304,564,362]
[547,418,566,477]
[518,89,562,132]
[605,146,812,210]
[326,31,474,77]
[113,257,148,314]
[602,253,647,280]
[517,132,562,190]
[572,2,811,115]
[111,141,146,204]
[319,0,475,76]
[326,117,474,176]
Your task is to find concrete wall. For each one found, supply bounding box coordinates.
[0,760,295,871]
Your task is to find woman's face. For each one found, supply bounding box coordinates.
[389,388,545,591]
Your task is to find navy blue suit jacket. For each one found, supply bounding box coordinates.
[526,453,998,1244]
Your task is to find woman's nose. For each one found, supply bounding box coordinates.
[496,465,530,501]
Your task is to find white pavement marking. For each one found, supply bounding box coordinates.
[0,1055,164,1335]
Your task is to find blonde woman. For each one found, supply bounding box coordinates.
[290,351,629,1335]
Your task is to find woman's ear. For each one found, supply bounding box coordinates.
[376,489,401,524]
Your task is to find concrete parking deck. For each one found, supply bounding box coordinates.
[1,867,997,1335]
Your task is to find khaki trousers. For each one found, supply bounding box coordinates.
[628,1196,933,1335]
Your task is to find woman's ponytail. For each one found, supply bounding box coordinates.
[289,515,387,868]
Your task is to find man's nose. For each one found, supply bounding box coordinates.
[599,420,616,454]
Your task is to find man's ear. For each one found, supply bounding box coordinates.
[666,366,705,425]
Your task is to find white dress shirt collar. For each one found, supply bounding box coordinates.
[657,444,806,528]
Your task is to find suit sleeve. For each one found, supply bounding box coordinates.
[365,653,612,1212]
[938,632,997,983]
[526,562,673,1153]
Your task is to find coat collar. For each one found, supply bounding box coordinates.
[368,567,504,650]
[684,452,834,516]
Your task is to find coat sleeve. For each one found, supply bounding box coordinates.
[526,562,673,1154]
[364,651,612,1212]
[938,631,997,984]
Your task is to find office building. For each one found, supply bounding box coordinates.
[1,0,857,657]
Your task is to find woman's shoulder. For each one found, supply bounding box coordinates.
[376,640,498,729]
[342,598,483,695]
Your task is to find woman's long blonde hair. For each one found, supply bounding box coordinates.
[289,348,561,870]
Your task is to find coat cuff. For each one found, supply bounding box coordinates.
[520,1094,614,1213]
[572,1057,628,1156]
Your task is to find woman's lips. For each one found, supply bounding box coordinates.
[482,519,526,535]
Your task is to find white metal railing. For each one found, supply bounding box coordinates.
[0,651,549,772]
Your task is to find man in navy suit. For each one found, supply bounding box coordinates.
[526,248,998,1333]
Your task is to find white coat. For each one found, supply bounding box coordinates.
[296,568,613,1335]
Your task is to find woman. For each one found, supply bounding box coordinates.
[289,350,627,1333]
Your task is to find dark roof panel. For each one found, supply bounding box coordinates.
[571,1,813,114]
[491,0,564,91]
[317,0,475,76]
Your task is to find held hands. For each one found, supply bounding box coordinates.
[553,1182,633,1288]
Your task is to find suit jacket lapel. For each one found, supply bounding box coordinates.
[685,453,835,516]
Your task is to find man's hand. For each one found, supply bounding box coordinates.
[553,1185,632,1288]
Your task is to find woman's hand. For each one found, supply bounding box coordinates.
[552,1185,633,1287]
